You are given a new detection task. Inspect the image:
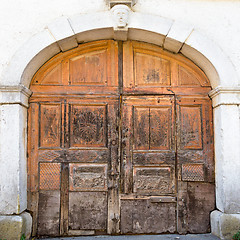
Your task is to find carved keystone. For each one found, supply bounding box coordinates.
[111,4,131,41]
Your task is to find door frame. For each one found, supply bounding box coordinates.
[27,40,215,236]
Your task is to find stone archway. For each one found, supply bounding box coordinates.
[0,7,240,240]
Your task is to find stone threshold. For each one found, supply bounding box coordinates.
[34,234,220,240]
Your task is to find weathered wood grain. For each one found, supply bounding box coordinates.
[28,40,214,237]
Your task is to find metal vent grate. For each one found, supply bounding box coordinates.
[39,163,61,190]
[182,164,204,182]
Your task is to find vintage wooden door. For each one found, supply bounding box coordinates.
[28,41,120,236]
[120,42,214,234]
[28,40,215,237]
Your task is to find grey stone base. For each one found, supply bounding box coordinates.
[211,210,240,240]
[0,211,32,240]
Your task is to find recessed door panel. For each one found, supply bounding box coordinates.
[69,192,108,230]
[120,199,176,234]
[38,191,60,236]
[150,107,172,150]
[121,95,176,233]
[176,96,215,233]
[39,103,61,148]
[134,52,171,86]
[133,107,149,150]
[179,105,203,150]
[69,164,107,191]
[133,166,174,195]
[69,104,107,148]
[70,50,107,85]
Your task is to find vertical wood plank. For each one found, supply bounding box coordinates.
[60,163,69,235]
[28,103,39,236]
[107,103,120,234]
[62,59,69,86]
[123,41,134,89]
[121,102,133,194]
[38,191,60,236]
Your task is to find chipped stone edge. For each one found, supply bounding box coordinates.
[0,85,32,108]
[211,210,240,240]
[209,86,240,108]
[0,211,32,240]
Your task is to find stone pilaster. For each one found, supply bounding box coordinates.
[209,87,240,240]
[0,85,32,239]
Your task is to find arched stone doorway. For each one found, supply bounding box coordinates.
[28,40,215,237]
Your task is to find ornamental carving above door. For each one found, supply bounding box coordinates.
[28,40,215,237]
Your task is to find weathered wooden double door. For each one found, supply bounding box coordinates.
[28,40,215,237]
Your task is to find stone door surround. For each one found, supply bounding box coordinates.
[0,2,240,239]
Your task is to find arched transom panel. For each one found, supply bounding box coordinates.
[30,40,211,96]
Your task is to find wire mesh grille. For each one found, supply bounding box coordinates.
[39,163,61,190]
[182,164,204,182]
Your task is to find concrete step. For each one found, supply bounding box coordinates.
[34,234,220,240]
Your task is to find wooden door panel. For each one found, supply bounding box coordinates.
[39,163,61,190]
[121,199,176,234]
[132,151,175,165]
[38,149,109,164]
[133,166,175,195]
[69,104,107,148]
[70,50,107,85]
[66,150,108,163]
[134,51,171,86]
[181,163,205,182]
[179,105,203,150]
[40,63,62,85]
[177,182,215,234]
[133,107,149,150]
[39,103,62,148]
[176,96,214,182]
[69,192,107,231]
[150,107,172,150]
[176,96,215,233]
[121,95,176,234]
[187,182,215,233]
[133,106,173,150]
[69,164,107,191]
[123,41,211,96]
[38,191,60,236]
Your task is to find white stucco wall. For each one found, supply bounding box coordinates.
[0,0,240,85]
[0,0,240,239]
